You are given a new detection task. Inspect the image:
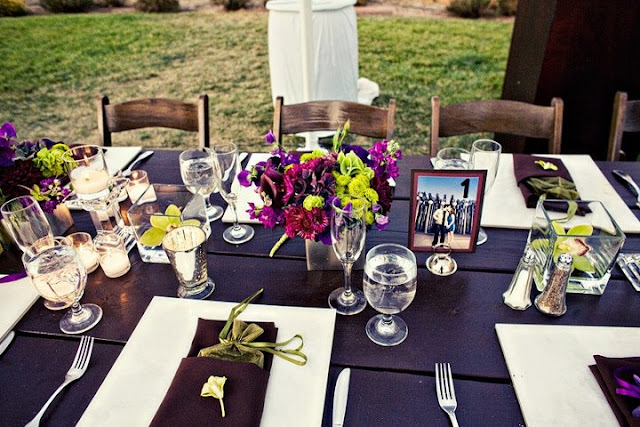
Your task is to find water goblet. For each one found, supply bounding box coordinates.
[328,198,367,315]
[363,243,417,346]
[211,142,254,244]
[470,139,501,245]
[0,196,70,310]
[434,147,471,170]
[1,195,53,252]
[22,237,103,334]
[179,148,224,222]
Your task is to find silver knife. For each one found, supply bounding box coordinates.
[333,368,350,427]
[122,150,154,177]
[0,331,15,357]
[612,170,640,209]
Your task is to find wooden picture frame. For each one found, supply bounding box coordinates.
[409,169,486,253]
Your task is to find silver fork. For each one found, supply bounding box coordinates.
[435,362,459,427]
[25,336,95,427]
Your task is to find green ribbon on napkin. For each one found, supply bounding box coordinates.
[198,289,307,369]
[525,176,581,201]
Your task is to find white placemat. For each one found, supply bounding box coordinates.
[79,296,336,426]
[222,153,272,224]
[496,323,640,427]
[0,275,38,340]
[482,154,640,233]
[104,146,143,175]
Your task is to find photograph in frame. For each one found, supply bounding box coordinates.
[409,169,486,253]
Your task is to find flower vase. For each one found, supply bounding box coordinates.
[45,204,74,236]
[305,239,365,271]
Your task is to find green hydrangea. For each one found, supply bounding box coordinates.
[303,195,324,210]
[33,143,70,178]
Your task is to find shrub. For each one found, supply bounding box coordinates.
[94,0,124,7]
[40,0,93,12]
[0,0,28,16]
[210,0,246,11]
[498,0,517,15]
[447,0,490,18]
[134,0,178,12]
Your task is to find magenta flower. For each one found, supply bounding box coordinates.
[238,169,252,187]
[375,215,389,230]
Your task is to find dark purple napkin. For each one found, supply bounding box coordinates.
[0,271,27,283]
[151,319,278,427]
[590,355,640,427]
[513,153,575,208]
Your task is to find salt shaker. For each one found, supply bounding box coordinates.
[503,248,536,310]
[534,253,572,316]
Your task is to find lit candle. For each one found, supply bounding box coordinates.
[77,246,100,273]
[100,251,131,278]
[127,170,154,204]
[71,166,110,198]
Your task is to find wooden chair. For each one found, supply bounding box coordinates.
[607,91,640,161]
[96,94,210,148]
[430,96,564,156]
[273,96,396,144]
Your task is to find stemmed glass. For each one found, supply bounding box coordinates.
[328,198,367,315]
[363,243,417,346]
[22,236,103,334]
[434,147,471,170]
[179,148,224,222]
[0,196,68,311]
[470,139,502,245]
[211,142,254,244]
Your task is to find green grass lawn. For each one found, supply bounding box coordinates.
[0,11,512,154]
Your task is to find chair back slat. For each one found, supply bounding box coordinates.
[430,96,563,156]
[96,95,209,148]
[274,97,395,143]
[607,92,640,160]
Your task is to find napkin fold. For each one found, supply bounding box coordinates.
[590,355,640,427]
[513,154,579,208]
[151,318,277,427]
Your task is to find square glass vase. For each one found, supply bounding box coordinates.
[127,184,210,263]
[528,199,625,295]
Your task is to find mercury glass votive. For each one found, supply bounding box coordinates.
[94,233,131,278]
[68,232,99,274]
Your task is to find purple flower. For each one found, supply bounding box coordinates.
[0,122,17,140]
[375,215,389,230]
[238,169,252,187]
[264,130,276,145]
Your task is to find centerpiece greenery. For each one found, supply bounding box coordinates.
[238,121,402,256]
[0,122,71,213]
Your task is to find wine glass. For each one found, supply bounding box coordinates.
[470,139,502,245]
[328,198,367,315]
[363,243,417,346]
[0,196,69,311]
[22,237,103,334]
[179,148,224,222]
[434,147,471,170]
[211,142,254,244]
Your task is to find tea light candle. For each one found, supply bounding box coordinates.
[94,233,131,279]
[127,170,151,203]
[71,166,110,197]
[100,250,131,278]
[68,232,99,274]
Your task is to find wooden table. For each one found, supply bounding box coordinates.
[2,153,640,426]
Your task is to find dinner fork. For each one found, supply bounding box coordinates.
[25,336,94,427]
[435,362,459,427]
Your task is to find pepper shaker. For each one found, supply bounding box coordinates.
[503,248,536,310]
[534,253,572,316]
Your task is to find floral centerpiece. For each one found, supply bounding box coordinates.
[0,122,72,214]
[238,121,402,256]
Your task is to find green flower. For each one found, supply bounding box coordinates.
[303,195,324,210]
[347,178,367,197]
[201,376,227,418]
[334,173,352,187]
[337,151,374,179]
[300,150,326,162]
[138,204,201,248]
[33,143,70,178]
[364,188,379,204]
